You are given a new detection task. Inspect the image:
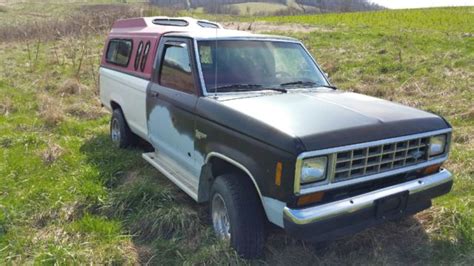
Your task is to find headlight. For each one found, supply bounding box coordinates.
[429,135,446,156]
[301,156,327,184]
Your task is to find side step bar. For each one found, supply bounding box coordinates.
[142,152,199,201]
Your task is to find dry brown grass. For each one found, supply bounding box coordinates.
[452,127,472,145]
[36,76,105,122]
[39,140,64,165]
[58,79,88,95]
[29,225,140,264]
[37,93,64,126]
[0,97,15,115]
[460,107,474,120]
[33,201,85,229]
[64,101,106,120]
[223,21,329,33]
[0,4,142,42]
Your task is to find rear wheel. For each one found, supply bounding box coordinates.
[110,108,137,148]
[210,174,265,259]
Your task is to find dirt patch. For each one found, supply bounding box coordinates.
[222,21,328,33]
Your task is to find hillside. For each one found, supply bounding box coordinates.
[150,0,383,15]
[0,2,473,264]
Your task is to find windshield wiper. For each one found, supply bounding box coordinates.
[280,81,317,87]
[212,84,287,93]
[212,84,263,92]
[280,81,337,90]
[316,84,338,90]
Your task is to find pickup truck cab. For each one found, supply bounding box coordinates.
[100,17,453,258]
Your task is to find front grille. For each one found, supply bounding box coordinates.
[334,136,430,181]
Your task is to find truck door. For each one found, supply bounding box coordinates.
[146,37,202,177]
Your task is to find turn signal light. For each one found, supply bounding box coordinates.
[297,192,325,206]
[275,162,282,186]
[421,164,442,176]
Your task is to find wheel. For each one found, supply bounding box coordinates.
[210,174,265,259]
[110,108,138,148]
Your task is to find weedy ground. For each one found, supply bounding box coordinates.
[0,2,473,265]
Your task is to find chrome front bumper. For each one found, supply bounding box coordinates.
[284,169,452,226]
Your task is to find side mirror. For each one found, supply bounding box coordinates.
[324,72,329,78]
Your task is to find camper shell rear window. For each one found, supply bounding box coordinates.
[106,39,133,67]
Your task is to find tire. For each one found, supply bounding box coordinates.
[210,174,265,259]
[110,108,138,148]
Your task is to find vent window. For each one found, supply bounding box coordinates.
[140,41,151,72]
[106,39,133,67]
[134,41,144,71]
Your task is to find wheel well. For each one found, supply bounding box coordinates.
[206,156,269,222]
[206,156,263,201]
[209,157,247,179]
[110,101,120,111]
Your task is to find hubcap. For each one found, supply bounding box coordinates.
[212,193,231,240]
[111,118,121,143]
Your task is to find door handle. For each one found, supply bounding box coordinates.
[150,91,159,98]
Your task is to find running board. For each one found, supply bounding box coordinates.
[142,152,199,201]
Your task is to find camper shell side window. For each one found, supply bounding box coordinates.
[106,39,133,67]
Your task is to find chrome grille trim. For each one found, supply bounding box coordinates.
[294,128,452,195]
[333,136,430,181]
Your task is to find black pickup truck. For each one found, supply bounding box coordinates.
[100,17,453,258]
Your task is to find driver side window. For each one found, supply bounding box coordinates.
[159,42,196,94]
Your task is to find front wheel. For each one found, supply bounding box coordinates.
[210,174,265,259]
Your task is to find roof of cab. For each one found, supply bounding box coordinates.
[110,16,297,41]
[165,29,298,42]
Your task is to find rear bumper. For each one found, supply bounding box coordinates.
[283,169,453,242]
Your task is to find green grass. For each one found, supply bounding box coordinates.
[263,7,474,33]
[1,3,473,264]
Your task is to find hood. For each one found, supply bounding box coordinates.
[217,90,449,151]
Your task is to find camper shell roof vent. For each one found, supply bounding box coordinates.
[110,17,223,35]
[152,18,189,27]
[151,17,221,29]
[197,20,220,29]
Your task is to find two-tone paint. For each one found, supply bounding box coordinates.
[100,17,453,231]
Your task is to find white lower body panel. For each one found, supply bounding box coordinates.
[99,67,149,141]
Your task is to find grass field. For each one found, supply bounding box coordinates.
[227,1,317,15]
[0,2,473,264]
[230,2,289,15]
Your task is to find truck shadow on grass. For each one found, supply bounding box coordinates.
[80,134,453,264]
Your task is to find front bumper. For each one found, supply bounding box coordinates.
[283,169,453,242]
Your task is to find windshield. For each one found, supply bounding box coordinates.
[197,40,329,93]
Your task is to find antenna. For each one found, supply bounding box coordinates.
[213,0,218,98]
